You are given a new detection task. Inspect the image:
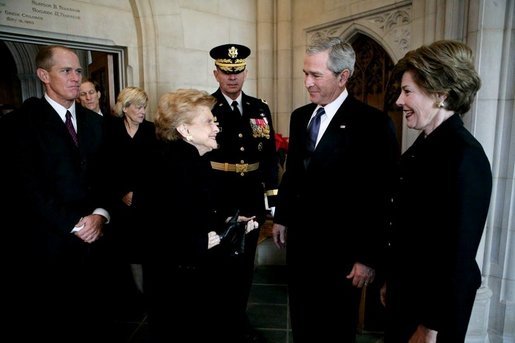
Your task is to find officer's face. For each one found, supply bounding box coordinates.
[214,68,248,99]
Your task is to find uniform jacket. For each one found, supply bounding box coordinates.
[274,95,398,271]
[385,114,492,342]
[207,89,279,222]
[2,97,107,261]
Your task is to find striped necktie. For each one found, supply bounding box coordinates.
[65,111,78,146]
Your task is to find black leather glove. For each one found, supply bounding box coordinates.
[218,210,239,243]
[218,210,245,256]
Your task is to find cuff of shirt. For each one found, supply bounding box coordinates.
[93,208,110,224]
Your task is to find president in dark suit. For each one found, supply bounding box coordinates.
[0,45,111,343]
[272,37,398,342]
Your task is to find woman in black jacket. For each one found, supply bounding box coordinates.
[382,40,492,343]
[141,88,257,343]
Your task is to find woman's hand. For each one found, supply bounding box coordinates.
[207,231,220,249]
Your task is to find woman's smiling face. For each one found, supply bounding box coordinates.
[396,70,441,133]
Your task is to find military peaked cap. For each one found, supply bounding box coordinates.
[210,44,251,74]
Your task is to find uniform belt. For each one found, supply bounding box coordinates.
[210,161,259,174]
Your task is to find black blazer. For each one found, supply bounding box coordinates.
[275,95,398,271]
[2,97,106,261]
[386,114,492,341]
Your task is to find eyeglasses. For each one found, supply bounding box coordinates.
[79,90,98,97]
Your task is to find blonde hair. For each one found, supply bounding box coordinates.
[155,88,216,141]
[112,87,148,118]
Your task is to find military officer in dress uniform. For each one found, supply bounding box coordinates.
[208,43,279,342]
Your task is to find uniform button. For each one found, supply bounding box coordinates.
[238,133,243,138]
[390,197,394,203]
[240,160,245,163]
[240,147,245,151]
[388,221,393,227]
[240,172,245,176]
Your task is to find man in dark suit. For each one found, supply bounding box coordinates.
[0,45,111,343]
[272,37,398,342]
[207,43,279,342]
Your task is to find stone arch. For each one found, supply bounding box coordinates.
[3,41,42,102]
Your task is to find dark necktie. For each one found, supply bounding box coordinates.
[232,100,241,116]
[65,110,78,146]
[306,107,324,153]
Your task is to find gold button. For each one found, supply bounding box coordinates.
[238,133,243,138]
[240,172,245,176]
[240,160,245,164]
[240,147,245,151]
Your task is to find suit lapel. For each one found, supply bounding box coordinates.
[307,98,353,168]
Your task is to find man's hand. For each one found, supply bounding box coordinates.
[272,223,286,249]
[73,214,106,243]
[345,262,375,288]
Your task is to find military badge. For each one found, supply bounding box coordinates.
[250,118,270,139]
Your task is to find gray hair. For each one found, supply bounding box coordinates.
[306,37,355,77]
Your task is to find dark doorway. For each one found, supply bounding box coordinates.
[348,33,403,148]
[0,34,125,116]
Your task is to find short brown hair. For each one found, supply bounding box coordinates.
[393,40,481,114]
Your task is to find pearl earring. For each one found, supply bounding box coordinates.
[438,101,445,108]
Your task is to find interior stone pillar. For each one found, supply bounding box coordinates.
[257,0,275,116]
[275,0,293,135]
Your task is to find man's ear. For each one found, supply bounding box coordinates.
[36,68,49,83]
[339,69,350,84]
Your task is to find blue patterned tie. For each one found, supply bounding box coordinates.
[65,111,78,146]
[306,107,324,153]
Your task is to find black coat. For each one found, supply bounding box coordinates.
[274,95,398,342]
[140,139,229,342]
[103,116,158,261]
[0,97,110,342]
[275,95,398,270]
[2,97,107,260]
[385,114,492,342]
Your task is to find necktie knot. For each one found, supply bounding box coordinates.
[65,110,78,146]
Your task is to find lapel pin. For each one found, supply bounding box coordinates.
[340,125,346,129]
